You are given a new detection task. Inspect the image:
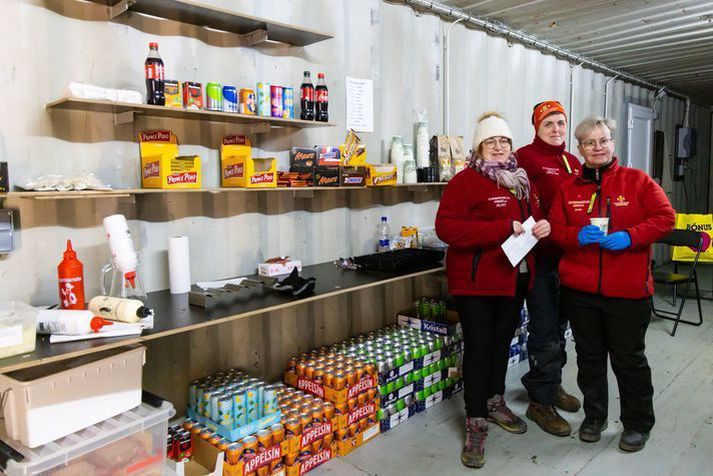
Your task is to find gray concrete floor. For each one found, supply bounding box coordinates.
[314,278,713,475]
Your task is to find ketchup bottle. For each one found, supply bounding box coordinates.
[58,240,85,310]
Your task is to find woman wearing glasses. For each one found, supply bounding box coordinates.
[548,116,674,452]
[436,112,551,468]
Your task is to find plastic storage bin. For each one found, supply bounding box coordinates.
[0,398,175,476]
[0,346,145,448]
[0,301,36,359]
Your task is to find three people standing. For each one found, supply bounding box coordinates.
[437,106,674,468]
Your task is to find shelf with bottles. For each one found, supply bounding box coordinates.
[45,97,336,128]
[86,0,333,47]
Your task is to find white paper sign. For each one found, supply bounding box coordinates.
[345,76,374,132]
[501,216,539,267]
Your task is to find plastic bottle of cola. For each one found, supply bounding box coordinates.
[300,71,314,120]
[145,42,165,106]
[315,73,328,122]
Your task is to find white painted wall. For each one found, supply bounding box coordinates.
[0,0,709,304]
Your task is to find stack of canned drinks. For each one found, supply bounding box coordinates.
[283,353,377,398]
[326,324,463,433]
[187,369,281,430]
[178,418,287,475]
[332,325,458,376]
[413,298,448,321]
[274,387,339,468]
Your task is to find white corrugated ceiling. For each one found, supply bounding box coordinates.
[436,0,713,105]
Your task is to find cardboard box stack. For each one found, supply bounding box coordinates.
[283,351,380,458]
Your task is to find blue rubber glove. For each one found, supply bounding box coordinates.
[600,231,631,251]
[578,225,605,246]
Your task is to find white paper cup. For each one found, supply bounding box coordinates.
[590,217,609,235]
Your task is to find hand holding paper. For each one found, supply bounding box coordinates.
[501,216,539,267]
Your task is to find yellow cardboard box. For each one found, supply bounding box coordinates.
[220,135,252,187]
[366,164,397,186]
[139,130,201,188]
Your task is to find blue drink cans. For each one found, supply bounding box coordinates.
[233,389,248,427]
[222,85,238,112]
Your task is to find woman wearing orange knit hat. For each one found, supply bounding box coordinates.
[516,101,583,437]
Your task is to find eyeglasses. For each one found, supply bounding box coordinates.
[580,137,613,150]
[482,137,512,149]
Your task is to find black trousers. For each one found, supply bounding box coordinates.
[455,274,528,418]
[522,255,569,405]
[561,287,655,432]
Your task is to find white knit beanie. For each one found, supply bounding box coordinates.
[472,112,514,152]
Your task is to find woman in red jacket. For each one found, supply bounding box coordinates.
[549,115,675,453]
[436,112,551,468]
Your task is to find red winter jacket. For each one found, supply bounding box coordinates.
[516,136,581,216]
[517,136,581,260]
[549,158,675,299]
[435,167,541,297]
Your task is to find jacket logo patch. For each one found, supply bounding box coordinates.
[613,194,630,207]
[488,196,510,208]
[568,199,589,212]
[543,167,560,176]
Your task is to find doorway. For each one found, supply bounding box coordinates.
[626,103,654,175]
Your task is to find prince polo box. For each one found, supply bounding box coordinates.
[220,135,251,187]
[139,130,201,189]
[366,164,397,186]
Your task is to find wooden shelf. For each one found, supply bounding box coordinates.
[1,184,446,200]
[46,98,336,128]
[88,0,333,47]
[0,262,444,373]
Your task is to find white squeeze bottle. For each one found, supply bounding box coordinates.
[377,216,391,252]
[36,309,112,335]
[89,296,151,323]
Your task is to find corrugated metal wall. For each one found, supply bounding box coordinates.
[0,1,709,304]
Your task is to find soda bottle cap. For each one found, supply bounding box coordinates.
[303,71,311,76]
[381,216,387,222]
[317,73,325,78]
[149,42,159,49]
[63,239,77,260]
[90,317,114,333]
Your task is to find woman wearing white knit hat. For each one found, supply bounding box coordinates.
[436,112,551,468]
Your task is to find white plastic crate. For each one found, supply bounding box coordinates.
[0,399,175,475]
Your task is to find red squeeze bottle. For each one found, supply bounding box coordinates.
[58,240,85,310]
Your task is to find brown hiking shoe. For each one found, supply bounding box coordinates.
[526,402,572,436]
[461,417,487,468]
[487,395,527,434]
[554,385,582,413]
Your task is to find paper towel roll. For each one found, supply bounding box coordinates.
[168,236,191,294]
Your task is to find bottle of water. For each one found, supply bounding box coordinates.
[377,216,391,252]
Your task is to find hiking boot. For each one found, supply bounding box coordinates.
[619,430,649,452]
[526,402,572,436]
[554,385,582,413]
[578,418,608,442]
[461,417,487,468]
[487,395,527,434]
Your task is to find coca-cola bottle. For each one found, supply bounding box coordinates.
[315,73,328,122]
[300,71,314,121]
[145,42,165,106]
